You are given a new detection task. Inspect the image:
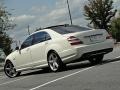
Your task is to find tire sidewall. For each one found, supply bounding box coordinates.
[4,61,19,78]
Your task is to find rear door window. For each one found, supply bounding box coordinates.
[33,32,51,45]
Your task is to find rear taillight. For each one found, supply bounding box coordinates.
[67,36,83,45]
[106,34,113,39]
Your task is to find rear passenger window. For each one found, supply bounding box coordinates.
[33,32,51,45]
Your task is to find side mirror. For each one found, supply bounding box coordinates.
[15,46,19,50]
[15,46,21,54]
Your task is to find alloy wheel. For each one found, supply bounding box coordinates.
[48,52,61,72]
[4,62,19,78]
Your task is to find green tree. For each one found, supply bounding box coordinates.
[84,0,117,31]
[0,6,15,55]
[110,13,120,42]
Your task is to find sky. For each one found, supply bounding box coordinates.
[1,0,120,48]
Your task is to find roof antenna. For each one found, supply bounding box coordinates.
[67,0,73,25]
[27,25,30,35]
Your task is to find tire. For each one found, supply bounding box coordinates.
[4,61,21,78]
[89,54,104,64]
[47,51,66,72]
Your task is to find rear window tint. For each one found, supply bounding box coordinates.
[51,25,91,34]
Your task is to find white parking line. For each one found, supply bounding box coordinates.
[0,76,30,86]
[29,66,94,90]
[0,76,4,78]
[0,77,6,80]
[116,56,120,58]
[30,56,120,90]
[110,56,120,64]
[111,60,120,64]
[0,56,119,88]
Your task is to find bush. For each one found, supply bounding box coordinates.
[110,17,120,42]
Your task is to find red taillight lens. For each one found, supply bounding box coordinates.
[67,36,83,45]
[106,34,113,39]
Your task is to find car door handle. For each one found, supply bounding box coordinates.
[45,42,48,45]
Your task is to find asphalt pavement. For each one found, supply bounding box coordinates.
[0,45,120,90]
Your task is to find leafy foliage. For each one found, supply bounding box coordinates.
[110,13,120,42]
[0,6,15,55]
[84,0,117,31]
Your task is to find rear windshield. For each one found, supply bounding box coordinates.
[51,25,91,34]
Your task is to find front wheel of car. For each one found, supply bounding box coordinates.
[47,51,65,72]
[4,61,21,78]
[89,54,104,64]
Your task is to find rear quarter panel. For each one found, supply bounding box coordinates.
[46,30,76,61]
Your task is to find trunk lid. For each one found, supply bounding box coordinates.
[63,29,107,45]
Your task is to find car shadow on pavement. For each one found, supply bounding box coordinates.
[66,57,120,72]
[20,57,120,77]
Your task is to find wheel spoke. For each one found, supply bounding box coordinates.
[52,63,57,70]
[5,68,11,71]
[54,62,59,68]
[48,60,54,63]
[50,54,54,60]
[51,59,59,70]
[9,70,13,76]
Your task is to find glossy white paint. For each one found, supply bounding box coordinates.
[5,25,114,72]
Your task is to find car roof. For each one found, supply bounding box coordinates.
[31,24,71,35]
[24,24,91,40]
[31,29,52,35]
[43,24,69,29]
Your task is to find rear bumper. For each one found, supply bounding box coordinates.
[80,48,113,59]
[75,39,114,58]
[62,39,114,63]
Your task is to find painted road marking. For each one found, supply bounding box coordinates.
[116,56,120,58]
[0,56,119,87]
[111,56,120,64]
[0,76,30,86]
[111,59,120,64]
[0,77,6,80]
[30,56,120,90]
[29,67,94,90]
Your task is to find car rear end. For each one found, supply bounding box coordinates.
[50,25,114,63]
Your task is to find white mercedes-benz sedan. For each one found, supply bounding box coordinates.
[4,24,114,78]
